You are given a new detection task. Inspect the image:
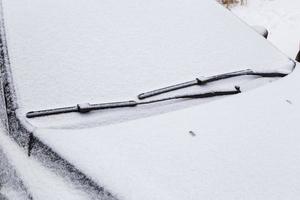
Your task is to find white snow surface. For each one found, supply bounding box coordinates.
[38,64,300,200]
[231,0,300,59]
[0,45,89,199]
[0,147,30,199]
[2,0,300,200]
[2,0,293,128]
[0,130,90,200]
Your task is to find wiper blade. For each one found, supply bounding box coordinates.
[26,101,138,118]
[26,86,240,118]
[137,69,288,99]
[138,86,240,105]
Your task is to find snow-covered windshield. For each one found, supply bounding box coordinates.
[26,69,289,118]
[1,0,294,129]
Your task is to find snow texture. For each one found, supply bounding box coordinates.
[0,31,31,199]
[0,4,119,199]
[231,0,300,59]
[38,62,300,200]
[0,147,32,200]
[0,127,94,200]
[1,70,116,199]
[1,0,293,129]
[1,0,299,199]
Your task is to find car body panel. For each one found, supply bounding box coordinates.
[1,0,299,199]
[37,65,300,200]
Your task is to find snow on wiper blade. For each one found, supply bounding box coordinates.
[26,86,241,118]
[137,69,288,100]
[138,86,241,105]
[26,101,138,118]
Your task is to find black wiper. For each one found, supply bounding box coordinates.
[137,69,288,99]
[26,86,240,118]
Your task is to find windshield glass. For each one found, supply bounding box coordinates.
[2,0,294,129]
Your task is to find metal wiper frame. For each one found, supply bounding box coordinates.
[137,69,288,99]
[26,69,289,118]
[26,86,240,118]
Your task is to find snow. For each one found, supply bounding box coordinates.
[1,0,300,199]
[251,25,268,38]
[1,0,293,129]
[0,12,94,198]
[231,0,300,59]
[0,146,31,199]
[1,86,91,199]
[37,63,300,200]
[0,130,91,200]
[0,49,29,199]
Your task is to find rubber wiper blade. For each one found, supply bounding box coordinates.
[26,87,240,118]
[138,86,241,105]
[137,69,288,100]
[26,101,138,118]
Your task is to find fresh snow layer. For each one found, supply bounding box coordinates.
[2,0,293,128]
[0,130,91,200]
[1,1,299,199]
[0,80,90,199]
[0,146,31,199]
[0,92,90,199]
[38,63,300,200]
[0,59,29,199]
[231,0,300,59]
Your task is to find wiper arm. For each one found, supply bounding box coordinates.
[137,69,288,100]
[26,101,138,118]
[26,86,240,118]
[138,86,240,105]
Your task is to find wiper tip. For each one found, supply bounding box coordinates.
[137,93,146,100]
[26,111,35,118]
[235,85,241,92]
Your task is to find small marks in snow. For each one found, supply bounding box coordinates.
[286,99,293,105]
[189,131,196,137]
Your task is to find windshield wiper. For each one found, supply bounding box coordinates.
[26,86,240,118]
[137,69,288,99]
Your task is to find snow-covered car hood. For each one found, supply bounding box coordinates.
[37,64,300,200]
[1,0,299,199]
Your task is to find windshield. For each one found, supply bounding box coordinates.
[1,0,294,129]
